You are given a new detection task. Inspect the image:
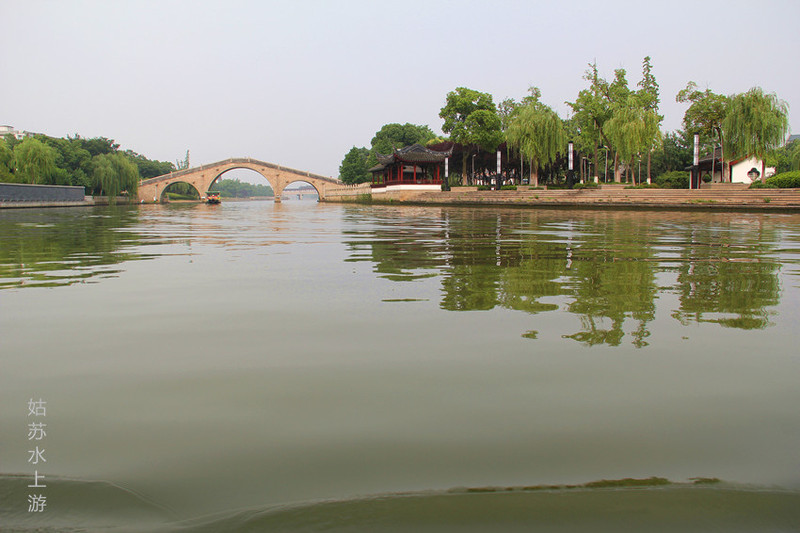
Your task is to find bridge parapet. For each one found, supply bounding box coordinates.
[137,158,342,202]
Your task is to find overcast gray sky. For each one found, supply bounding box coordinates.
[3,0,798,180]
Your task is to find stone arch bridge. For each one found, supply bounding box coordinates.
[137,158,342,202]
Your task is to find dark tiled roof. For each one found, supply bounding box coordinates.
[376,144,453,165]
[698,146,723,164]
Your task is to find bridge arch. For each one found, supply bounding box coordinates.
[281,179,323,200]
[137,158,341,203]
[209,167,278,198]
[160,181,201,201]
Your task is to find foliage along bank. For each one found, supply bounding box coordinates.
[339,57,794,188]
[0,133,176,201]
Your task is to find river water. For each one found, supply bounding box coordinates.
[1,200,799,532]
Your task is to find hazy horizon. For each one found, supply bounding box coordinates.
[3,0,798,182]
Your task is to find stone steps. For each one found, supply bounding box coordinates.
[409,188,800,208]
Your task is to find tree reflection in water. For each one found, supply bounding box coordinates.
[345,207,787,347]
[0,206,149,289]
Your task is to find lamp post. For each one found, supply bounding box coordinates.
[471,153,476,185]
[692,133,700,189]
[637,156,641,185]
[496,150,502,191]
[567,140,574,188]
[582,157,590,184]
[711,143,716,185]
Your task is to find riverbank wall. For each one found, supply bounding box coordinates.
[0,183,94,208]
[323,184,800,211]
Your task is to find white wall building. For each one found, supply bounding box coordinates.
[0,125,36,140]
[695,147,775,184]
[729,156,776,184]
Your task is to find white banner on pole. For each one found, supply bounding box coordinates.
[568,143,574,171]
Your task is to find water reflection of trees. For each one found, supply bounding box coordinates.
[0,207,148,289]
[670,221,780,330]
[344,207,787,347]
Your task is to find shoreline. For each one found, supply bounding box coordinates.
[323,186,800,212]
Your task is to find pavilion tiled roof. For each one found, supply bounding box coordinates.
[375,144,453,165]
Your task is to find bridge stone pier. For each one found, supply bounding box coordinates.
[137,158,341,203]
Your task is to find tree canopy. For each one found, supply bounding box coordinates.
[723,87,789,181]
[370,123,435,156]
[506,88,566,186]
[440,87,502,183]
[337,123,437,185]
[676,82,729,145]
[0,132,175,198]
[91,152,139,203]
[339,146,371,184]
[13,138,57,185]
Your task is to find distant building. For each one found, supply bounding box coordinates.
[0,125,37,140]
[691,147,776,184]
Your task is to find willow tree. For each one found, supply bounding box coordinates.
[111,152,139,196]
[13,137,56,184]
[723,87,789,182]
[606,94,661,185]
[0,138,13,182]
[91,153,139,203]
[506,90,566,186]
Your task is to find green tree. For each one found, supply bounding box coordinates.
[39,136,92,186]
[0,138,13,182]
[339,146,371,184]
[439,87,502,184]
[175,150,190,170]
[111,152,139,196]
[91,153,139,203]
[124,150,175,179]
[370,123,435,160]
[213,178,273,198]
[80,136,120,157]
[92,153,115,197]
[13,137,57,184]
[567,62,614,181]
[505,88,566,186]
[498,97,520,132]
[464,109,504,153]
[650,130,693,177]
[676,82,729,178]
[637,56,663,181]
[723,87,789,182]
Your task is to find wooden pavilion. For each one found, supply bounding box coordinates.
[369,144,452,190]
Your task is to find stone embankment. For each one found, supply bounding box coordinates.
[0,183,93,208]
[324,184,800,211]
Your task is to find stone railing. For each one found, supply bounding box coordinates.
[324,182,372,199]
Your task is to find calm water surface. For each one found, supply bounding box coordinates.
[2,200,800,532]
